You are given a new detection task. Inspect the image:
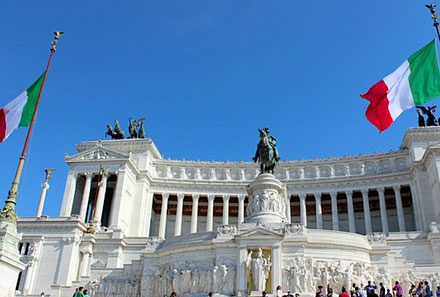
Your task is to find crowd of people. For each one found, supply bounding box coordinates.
[312,280,440,297]
[67,280,440,297]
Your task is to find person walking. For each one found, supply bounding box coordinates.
[409,285,417,297]
[276,285,283,297]
[77,287,85,297]
[83,290,90,297]
[417,282,424,297]
[317,286,325,297]
[394,282,403,297]
[356,286,366,297]
[425,281,432,297]
[365,281,378,297]
[340,287,350,297]
[435,286,440,297]
[386,289,393,297]
[73,288,79,297]
[379,283,386,297]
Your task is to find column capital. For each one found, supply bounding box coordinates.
[71,171,79,179]
[315,194,321,202]
[207,194,215,201]
[238,194,246,201]
[345,189,353,196]
[392,184,401,191]
[192,193,200,200]
[329,191,337,197]
[162,193,170,200]
[360,189,369,195]
[41,182,50,189]
[298,193,306,200]
[222,194,230,202]
[177,193,185,200]
[84,172,94,178]
[377,186,385,193]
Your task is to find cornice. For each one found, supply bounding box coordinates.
[401,126,440,149]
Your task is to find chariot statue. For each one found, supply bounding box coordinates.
[253,127,280,174]
[128,117,146,139]
[416,105,438,126]
[105,120,125,139]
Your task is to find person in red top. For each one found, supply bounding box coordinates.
[340,287,350,297]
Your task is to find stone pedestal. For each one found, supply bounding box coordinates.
[0,221,25,297]
[245,173,287,224]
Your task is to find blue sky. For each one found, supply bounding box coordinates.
[0,1,437,217]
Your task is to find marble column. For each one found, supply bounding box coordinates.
[206,194,215,232]
[393,185,406,232]
[315,193,323,229]
[410,183,423,231]
[271,244,282,295]
[346,190,356,233]
[175,193,184,236]
[377,187,389,235]
[238,195,245,224]
[80,251,91,277]
[143,191,154,237]
[93,172,109,226]
[79,172,93,222]
[158,193,169,239]
[330,192,339,231]
[299,193,307,227]
[222,195,230,225]
[237,246,248,296]
[60,172,78,216]
[22,261,35,295]
[286,195,291,223]
[361,189,372,234]
[36,182,50,217]
[190,194,199,234]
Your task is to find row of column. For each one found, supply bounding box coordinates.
[298,185,407,234]
[158,194,246,239]
[65,172,110,225]
[157,185,411,239]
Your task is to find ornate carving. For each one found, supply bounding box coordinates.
[145,236,163,248]
[367,232,386,244]
[216,225,237,237]
[284,223,305,236]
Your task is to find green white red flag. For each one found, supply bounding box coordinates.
[0,72,46,143]
[361,39,440,132]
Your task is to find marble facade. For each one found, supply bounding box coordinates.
[11,127,440,296]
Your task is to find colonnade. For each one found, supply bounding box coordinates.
[62,171,112,226]
[155,184,417,239]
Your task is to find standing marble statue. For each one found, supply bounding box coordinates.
[247,248,272,291]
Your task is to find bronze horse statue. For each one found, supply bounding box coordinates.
[253,127,280,174]
[105,120,125,139]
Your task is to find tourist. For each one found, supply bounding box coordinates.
[208,293,213,297]
[386,289,393,297]
[277,285,283,297]
[295,293,300,297]
[170,292,177,297]
[379,283,386,297]
[393,281,403,297]
[327,286,334,297]
[286,291,294,297]
[83,289,89,297]
[73,288,79,297]
[340,286,350,297]
[262,291,267,297]
[365,281,378,297]
[356,287,366,297]
[435,286,440,297]
[371,289,379,297]
[40,293,45,297]
[351,284,358,297]
[77,287,85,297]
[409,284,417,297]
[425,281,432,297]
[317,286,325,297]
[417,282,424,297]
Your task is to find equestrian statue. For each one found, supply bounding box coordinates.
[253,127,280,174]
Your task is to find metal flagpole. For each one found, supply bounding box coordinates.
[0,32,64,225]
[426,4,440,41]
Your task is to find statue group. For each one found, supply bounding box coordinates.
[105,118,146,140]
[253,127,280,174]
[416,105,440,127]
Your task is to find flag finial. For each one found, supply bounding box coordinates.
[51,31,64,53]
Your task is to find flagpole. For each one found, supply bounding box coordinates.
[426,4,440,41]
[0,32,64,225]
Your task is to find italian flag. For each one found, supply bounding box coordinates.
[361,39,440,132]
[0,72,46,143]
